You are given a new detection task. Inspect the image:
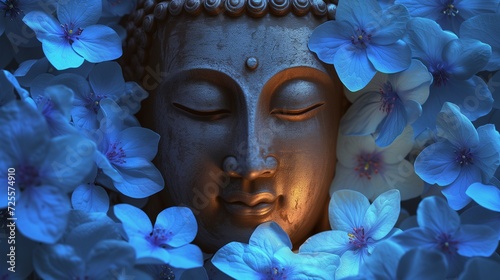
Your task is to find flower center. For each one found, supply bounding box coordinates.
[265,266,287,280]
[354,153,382,179]
[351,28,371,49]
[1,0,22,19]
[430,63,450,87]
[442,2,459,16]
[147,228,173,246]
[86,92,107,113]
[35,96,55,117]
[106,142,126,164]
[61,23,83,45]
[379,82,400,114]
[455,148,473,166]
[348,227,367,249]
[437,233,458,255]
[18,164,40,188]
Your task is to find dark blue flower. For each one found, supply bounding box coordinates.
[23,0,122,70]
[415,102,500,209]
[308,0,411,91]
[0,100,96,243]
[460,14,500,72]
[391,196,498,277]
[102,0,138,18]
[405,17,493,135]
[395,0,499,34]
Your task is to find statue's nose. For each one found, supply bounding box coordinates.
[222,150,278,181]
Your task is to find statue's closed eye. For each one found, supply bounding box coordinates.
[271,102,325,121]
[173,102,231,121]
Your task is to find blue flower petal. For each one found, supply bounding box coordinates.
[460,258,500,279]
[155,207,197,248]
[466,182,500,212]
[86,240,136,278]
[370,4,409,45]
[33,244,84,279]
[364,240,403,279]
[456,0,499,19]
[336,249,365,279]
[394,0,444,21]
[329,190,370,231]
[474,124,500,178]
[334,44,376,92]
[404,17,457,64]
[166,244,203,269]
[308,20,353,64]
[18,185,71,243]
[72,25,123,63]
[390,227,437,250]
[436,102,479,148]
[396,248,448,279]
[444,39,492,80]
[335,0,382,28]
[71,183,110,213]
[212,242,263,279]
[442,165,482,210]
[460,14,500,71]
[414,141,460,186]
[57,0,102,27]
[403,99,422,125]
[118,127,160,161]
[299,230,350,256]
[113,204,153,236]
[417,196,460,233]
[113,160,164,198]
[455,224,498,257]
[340,91,387,136]
[390,59,432,105]
[367,40,411,74]
[375,100,407,147]
[249,222,293,254]
[89,61,126,96]
[364,189,400,240]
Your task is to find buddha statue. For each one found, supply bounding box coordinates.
[122,0,345,253]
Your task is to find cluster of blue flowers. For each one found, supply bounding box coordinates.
[1,0,500,279]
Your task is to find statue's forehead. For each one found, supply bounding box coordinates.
[156,14,329,81]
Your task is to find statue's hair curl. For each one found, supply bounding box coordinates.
[121,0,338,82]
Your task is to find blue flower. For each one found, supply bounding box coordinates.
[359,240,448,279]
[391,195,498,277]
[342,59,432,146]
[460,14,500,72]
[466,181,500,212]
[414,102,500,209]
[0,100,96,243]
[212,221,339,279]
[32,214,138,279]
[92,99,163,198]
[71,165,111,213]
[113,204,203,269]
[300,189,401,278]
[459,257,500,279]
[308,0,411,91]
[405,17,493,135]
[102,0,138,17]
[23,0,122,70]
[331,127,423,200]
[395,0,499,34]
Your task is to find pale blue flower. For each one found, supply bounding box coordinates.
[23,0,122,70]
[460,14,500,71]
[415,102,500,209]
[342,59,432,146]
[213,221,339,280]
[308,0,411,91]
[395,0,499,34]
[405,17,493,135]
[92,99,163,198]
[114,204,203,269]
[391,195,498,277]
[0,100,96,242]
[331,127,423,200]
[300,189,401,279]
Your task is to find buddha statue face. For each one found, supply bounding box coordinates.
[134,0,344,253]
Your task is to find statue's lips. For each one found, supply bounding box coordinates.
[221,192,278,216]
